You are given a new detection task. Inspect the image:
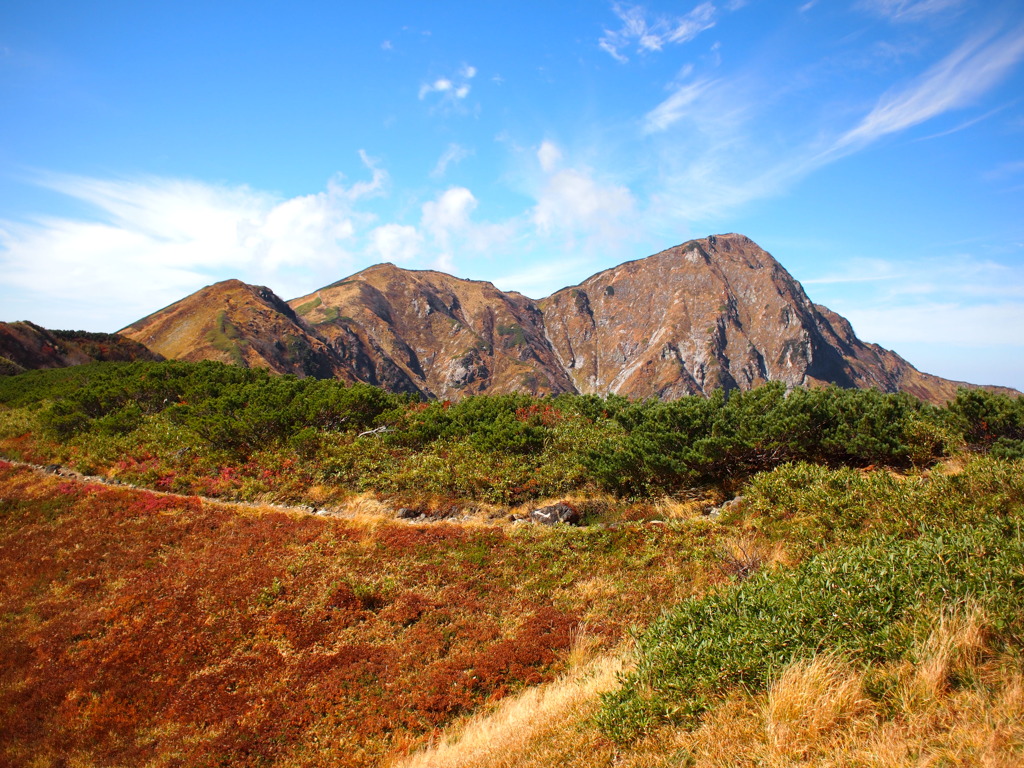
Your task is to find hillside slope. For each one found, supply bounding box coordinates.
[0,321,161,374]
[120,279,343,379]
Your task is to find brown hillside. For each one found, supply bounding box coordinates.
[0,321,161,374]
[289,264,575,399]
[120,279,342,379]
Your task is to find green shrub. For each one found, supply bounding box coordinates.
[598,518,1024,741]
[732,457,1024,553]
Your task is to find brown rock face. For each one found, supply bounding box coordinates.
[544,234,906,397]
[0,321,162,374]
[113,235,1016,404]
[289,264,575,399]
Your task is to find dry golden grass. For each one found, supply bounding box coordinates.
[388,630,628,768]
[392,607,1024,768]
[764,654,872,760]
[653,491,722,521]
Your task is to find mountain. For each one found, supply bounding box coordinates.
[116,234,1016,404]
[0,321,161,374]
[540,234,1000,402]
[288,264,575,398]
[119,279,343,380]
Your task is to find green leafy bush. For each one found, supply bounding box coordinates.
[599,515,1024,741]
[729,457,1024,553]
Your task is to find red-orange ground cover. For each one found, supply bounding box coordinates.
[0,461,713,767]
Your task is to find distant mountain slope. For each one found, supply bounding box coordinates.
[112,235,1017,404]
[540,234,1017,402]
[0,321,161,375]
[120,279,342,380]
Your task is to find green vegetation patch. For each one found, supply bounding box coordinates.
[294,297,322,316]
[0,362,1020,507]
[313,306,341,324]
[205,310,247,366]
[497,323,527,347]
[598,470,1024,741]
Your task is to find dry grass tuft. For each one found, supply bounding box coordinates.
[764,655,872,760]
[406,605,1024,768]
[337,491,395,522]
[911,605,989,701]
[716,533,788,581]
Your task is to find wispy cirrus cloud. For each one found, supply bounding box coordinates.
[856,0,966,23]
[430,143,473,178]
[834,27,1024,151]
[642,77,716,133]
[599,2,718,62]
[636,23,1024,224]
[807,252,1024,353]
[0,155,389,329]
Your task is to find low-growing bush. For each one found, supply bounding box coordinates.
[598,518,1024,741]
[729,457,1024,554]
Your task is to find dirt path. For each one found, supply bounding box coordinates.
[2,458,380,520]
[0,457,510,526]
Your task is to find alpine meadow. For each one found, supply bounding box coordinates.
[3,1,1024,766]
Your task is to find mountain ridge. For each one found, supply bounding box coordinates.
[107,233,1018,404]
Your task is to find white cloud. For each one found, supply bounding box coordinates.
[807,251,1024,348]
[643,78,715,133]
[419,64,477,102]
[0,155,388,330]
[416,186,523,273]
[636,25,1024,224]
[431,143,473,178]
[835,28,1024,151]
[842,302,1024,346]
[419,78,453,99]
[491,256,595,299]
[600,2,718,63]
[537,140,563,173]
[533,168,636,239]
[421,187,477,240]
[368,223,421,263]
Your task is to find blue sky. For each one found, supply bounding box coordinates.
[2,0,1023,388]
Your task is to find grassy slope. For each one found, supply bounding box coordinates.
[0,462,717,768]
[395,458,1024,768]
[2,364,1023,766]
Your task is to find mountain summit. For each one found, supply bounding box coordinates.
[119,234,1012,404]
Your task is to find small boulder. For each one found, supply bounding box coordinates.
[529,502,580,526]
[397,507,420,520]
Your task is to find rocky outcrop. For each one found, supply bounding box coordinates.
[288,264,576,399]
[539,234,962,399]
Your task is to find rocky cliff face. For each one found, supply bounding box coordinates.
[0,321,162,375]
[542,234,935,398]
[113,234,1015,405]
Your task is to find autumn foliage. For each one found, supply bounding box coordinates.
[0,461,707,767]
